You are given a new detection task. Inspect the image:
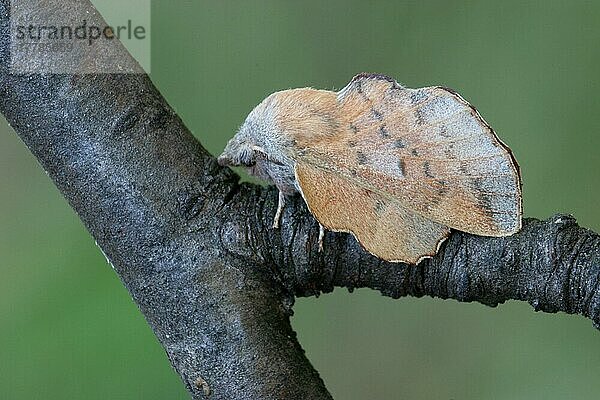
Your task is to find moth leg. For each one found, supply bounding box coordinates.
[272,191,286,229]
[318,223,325,252]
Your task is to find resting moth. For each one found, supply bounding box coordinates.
[218,73,522,264]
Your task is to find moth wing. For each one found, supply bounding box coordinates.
[295,162,450,264]
[304,73,521,236]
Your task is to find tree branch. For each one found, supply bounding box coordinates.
[1,1,598,399]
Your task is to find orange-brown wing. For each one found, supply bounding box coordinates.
[295,162,450,263]
[298,73,522,236]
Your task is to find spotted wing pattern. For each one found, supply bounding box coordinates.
[295,73,521,243]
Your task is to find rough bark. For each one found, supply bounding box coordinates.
[1,1,598,399]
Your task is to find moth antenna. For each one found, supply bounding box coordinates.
[267,157,285,166]
[251,145,267,154]
[252,145,284,166]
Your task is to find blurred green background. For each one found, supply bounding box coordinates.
[1,1,599,399]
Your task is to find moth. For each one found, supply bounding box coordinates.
[218,73,522,264]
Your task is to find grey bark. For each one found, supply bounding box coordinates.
[1,1,599,399]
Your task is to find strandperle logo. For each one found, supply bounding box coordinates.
[13,19,147,47]
[9,0,151,74]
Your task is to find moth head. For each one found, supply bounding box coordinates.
[217,127,276,170]
[218,94,287,168]
[217,137,259,167]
